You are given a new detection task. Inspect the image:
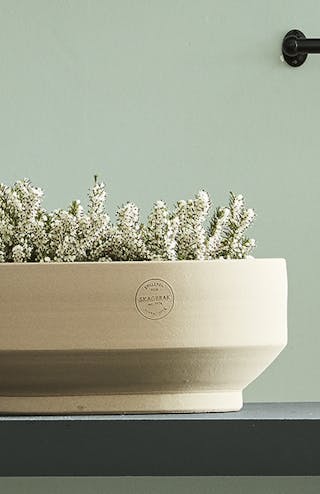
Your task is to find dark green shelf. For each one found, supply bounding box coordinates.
[0,402,319,476]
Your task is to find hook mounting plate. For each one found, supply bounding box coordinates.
[282,29,307,67]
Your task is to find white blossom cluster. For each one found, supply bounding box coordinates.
[0,179,256,263]
[217,193,256,259]
[174,190,211,260]
[111,202,147,261]
[143,200,179,261]
[0,179,47,262]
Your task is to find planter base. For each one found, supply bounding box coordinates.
[0,391,243,415]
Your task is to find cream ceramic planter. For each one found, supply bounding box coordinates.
[0,259,287,414]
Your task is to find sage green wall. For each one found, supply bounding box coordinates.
[1,0,319,492]
[1,477,320,494]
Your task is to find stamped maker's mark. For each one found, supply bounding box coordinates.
[135,278,174,320]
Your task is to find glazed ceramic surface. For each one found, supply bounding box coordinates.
[0,259,287,413]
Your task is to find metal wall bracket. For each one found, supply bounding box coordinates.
[282,29,320,67]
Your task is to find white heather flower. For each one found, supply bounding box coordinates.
[111,202,147,261]
[12,245,25,263]
[219,193,256,259]
[86,182,111,261]
[143,200,178,260]
[242,238,256,258]
[195,190,211,217]
[230,194,244,222]
[174,190,211,260]
[88,182,107,218]
[206,207,230,258]
[0,179,49,262]
[229,208,255,255]
[47,206,87,262]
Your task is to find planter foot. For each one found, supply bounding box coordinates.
[0,391,243,415]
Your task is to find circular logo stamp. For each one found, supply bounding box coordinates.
[135,278,174,320]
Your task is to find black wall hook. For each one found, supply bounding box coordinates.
[282,29,320,67]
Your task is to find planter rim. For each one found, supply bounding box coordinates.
[0,258,285,266]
